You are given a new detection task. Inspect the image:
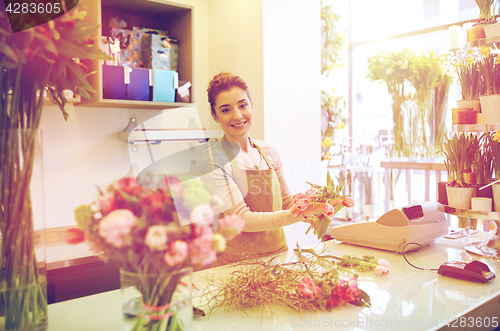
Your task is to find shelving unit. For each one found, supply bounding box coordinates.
[78,0,193,109]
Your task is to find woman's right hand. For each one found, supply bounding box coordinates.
[291,202,325,218]
[302,202,325,217]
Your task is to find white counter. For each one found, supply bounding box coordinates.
[47,231,500,331]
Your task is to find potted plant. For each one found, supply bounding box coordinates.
[468,0,498,42]
[441,133,479,209]
[456,62,482,119]
[479,54,500,124]
[484,3,500,38]
[473,132,494,199]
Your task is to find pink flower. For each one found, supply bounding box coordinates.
[99,193,117,215]
[305,188,319,199]
[322,202,335,217]
[140,191,168,221]
[118,177,143,196]
[98,209,137,248]
[190,204,214,226]
[293,192,306,204]
[145,225,169,251]
[342,197,354,208]
[190,235,217,266]
[297,277,321,299]
[374,266,389,276]
[295,198,309,211]
[327,279,360,307]
[378,259,391,271]
[164,240,189,266]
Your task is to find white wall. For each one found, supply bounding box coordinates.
[207,0,264,139]
[262,0,321,247]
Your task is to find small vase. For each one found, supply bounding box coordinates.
[480,94,500,124]
[456,99,480,112]
[437,181,448,205]
[0,129,47,331]
[484,21,500,39]
[120,267,193,331]
[446,185,474,209]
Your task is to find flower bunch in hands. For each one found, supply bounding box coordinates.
[292,172,354,239]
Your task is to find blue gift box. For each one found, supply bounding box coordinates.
[152,70,177,102]
[127,67,150,101]
[102,65,126,100]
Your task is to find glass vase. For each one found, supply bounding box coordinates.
[0,129,47,331]
[120,267,193,331]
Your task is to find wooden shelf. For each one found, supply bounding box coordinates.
[79,0,193,109]
[465,35,500,49]
[452,123,500,132]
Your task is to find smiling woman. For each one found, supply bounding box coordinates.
[201,72,325,266]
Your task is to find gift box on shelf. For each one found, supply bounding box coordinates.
[127,68,150,101]
[152,70,178,102]
[109,27,152,69]
[102,65,126,100]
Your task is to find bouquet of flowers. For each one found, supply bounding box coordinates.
[292,172,354,239]
[71,175,243,331]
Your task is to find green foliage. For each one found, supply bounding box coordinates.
[491,135,500,180]
[321,89,347,160]
[408,51,442,92]
[366,48,414,94]
[457,62,481,99]
[478,54,500,95]
[434,73,453,150]
[321,2,348,160]
[474,133,494,184]
[321,1,346,76]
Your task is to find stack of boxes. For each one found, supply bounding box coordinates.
[101,7,182,103]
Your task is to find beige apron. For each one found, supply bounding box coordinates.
[213,136,287,266]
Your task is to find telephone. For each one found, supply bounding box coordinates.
[330,202,449,253]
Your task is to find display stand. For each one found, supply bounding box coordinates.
[438,203,500,259]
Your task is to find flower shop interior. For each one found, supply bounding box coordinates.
[2,0,500,330]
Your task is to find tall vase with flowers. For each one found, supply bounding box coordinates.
[367,48,415,158]
[0,3,111,330]
[71,175,243,331]
[407,51,442,158]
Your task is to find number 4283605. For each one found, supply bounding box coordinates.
[5,2,62,15]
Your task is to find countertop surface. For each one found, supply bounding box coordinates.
[47,231,500,331]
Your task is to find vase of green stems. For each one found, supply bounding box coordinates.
[0,129,47,330]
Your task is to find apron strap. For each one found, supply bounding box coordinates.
[249,138,282,212]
